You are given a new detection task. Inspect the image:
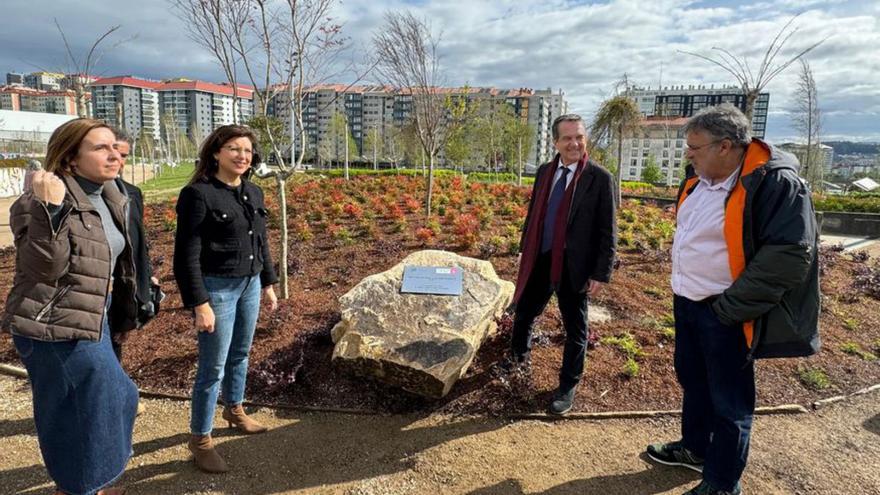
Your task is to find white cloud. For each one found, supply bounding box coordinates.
[2,0,878,141]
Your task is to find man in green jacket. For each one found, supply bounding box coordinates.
[646,104,820,495]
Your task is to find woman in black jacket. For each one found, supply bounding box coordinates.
[173,125,278,473]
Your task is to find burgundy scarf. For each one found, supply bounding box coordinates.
[513,152,588,304]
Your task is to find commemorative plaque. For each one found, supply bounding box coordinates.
[400,265,463,296]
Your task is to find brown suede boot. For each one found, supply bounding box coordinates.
[222,404,268,434]
[188,434,229,473]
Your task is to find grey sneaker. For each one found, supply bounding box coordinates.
[646,440,704,473]
[548,385,576,415]
[683,480,742,495]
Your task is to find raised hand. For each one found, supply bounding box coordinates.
[31,170,66,205]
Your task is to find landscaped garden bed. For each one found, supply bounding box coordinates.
[1,173,878,415]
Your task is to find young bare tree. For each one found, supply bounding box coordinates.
[792,58,823,190]
[173,0,362,299]
[53,19,127,118]
[171,0,248,123]
[373,11,446,217]
[680,14,827,123]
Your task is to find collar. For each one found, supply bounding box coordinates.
[698,166,741,192]
[558,161,578,173]
[210,175,244,191]
[74,174,104,195]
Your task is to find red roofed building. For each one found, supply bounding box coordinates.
[88,76,255,142]
[156,79,254,140]
[90,76,163,140]
[0,86,78,115]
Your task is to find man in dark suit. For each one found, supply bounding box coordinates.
[109,129,160,356]
[508,114,617,415]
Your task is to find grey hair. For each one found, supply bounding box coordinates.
[552,114,585,141]
[111,126,132,144]
[683,103,752,147]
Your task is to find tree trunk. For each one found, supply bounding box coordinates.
[276,175,289,299]
[744,90,759,128]
[425,153,434,218]
[344,132,350,180]
[517,136,523,186]
[615,124,623,205]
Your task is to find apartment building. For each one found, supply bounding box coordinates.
[266,84,568,168]
[89,76,254,142]
[157,79,254,140]
[90,76,162,141]
[23,72,65,91]
[0,86,77,115]
[778,142,835,173]
[631,85,770,138]
[620,117,689,186]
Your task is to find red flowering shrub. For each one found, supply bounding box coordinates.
[452,213,480,248]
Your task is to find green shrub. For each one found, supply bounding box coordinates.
[623,358,640,378]
[840,342,878,361]
[797,366,831,391]
[814,196,880,214]
[842,318,859,332]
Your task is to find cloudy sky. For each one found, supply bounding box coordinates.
[3,0,879,142]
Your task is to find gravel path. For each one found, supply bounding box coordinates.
[0,374,878,495]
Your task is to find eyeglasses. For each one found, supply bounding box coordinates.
[222,146,253,155]
[685,139,724,152]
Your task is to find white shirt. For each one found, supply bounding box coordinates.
[671,167,741,301]
[546,161,578,204]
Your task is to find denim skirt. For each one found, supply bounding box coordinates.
[12,315,139,495]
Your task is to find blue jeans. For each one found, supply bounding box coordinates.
[13,303,138,495]
[191,274,261,435]
[674,295,756,492]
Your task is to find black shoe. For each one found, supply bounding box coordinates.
[646,440,704,473]
[497,352,530,373]
[548,385,576,415]
[683,480,742,495]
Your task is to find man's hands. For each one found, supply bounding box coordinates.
[31,170,65,205]
[587,279,604,297]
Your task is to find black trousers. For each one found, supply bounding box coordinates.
[511,252,588,389]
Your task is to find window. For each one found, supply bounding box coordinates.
[631,159,638,167]
[631,149,638,157]
[662,150,669,158]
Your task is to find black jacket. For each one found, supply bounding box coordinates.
[110,178,153,331]
[173,176,278,308]
[521,160,617,290]
[678,140,820,359]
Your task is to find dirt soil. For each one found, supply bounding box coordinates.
[1,175,879,416]
[1,374,878,494]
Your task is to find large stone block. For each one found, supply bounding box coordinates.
[331,250,514,398]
